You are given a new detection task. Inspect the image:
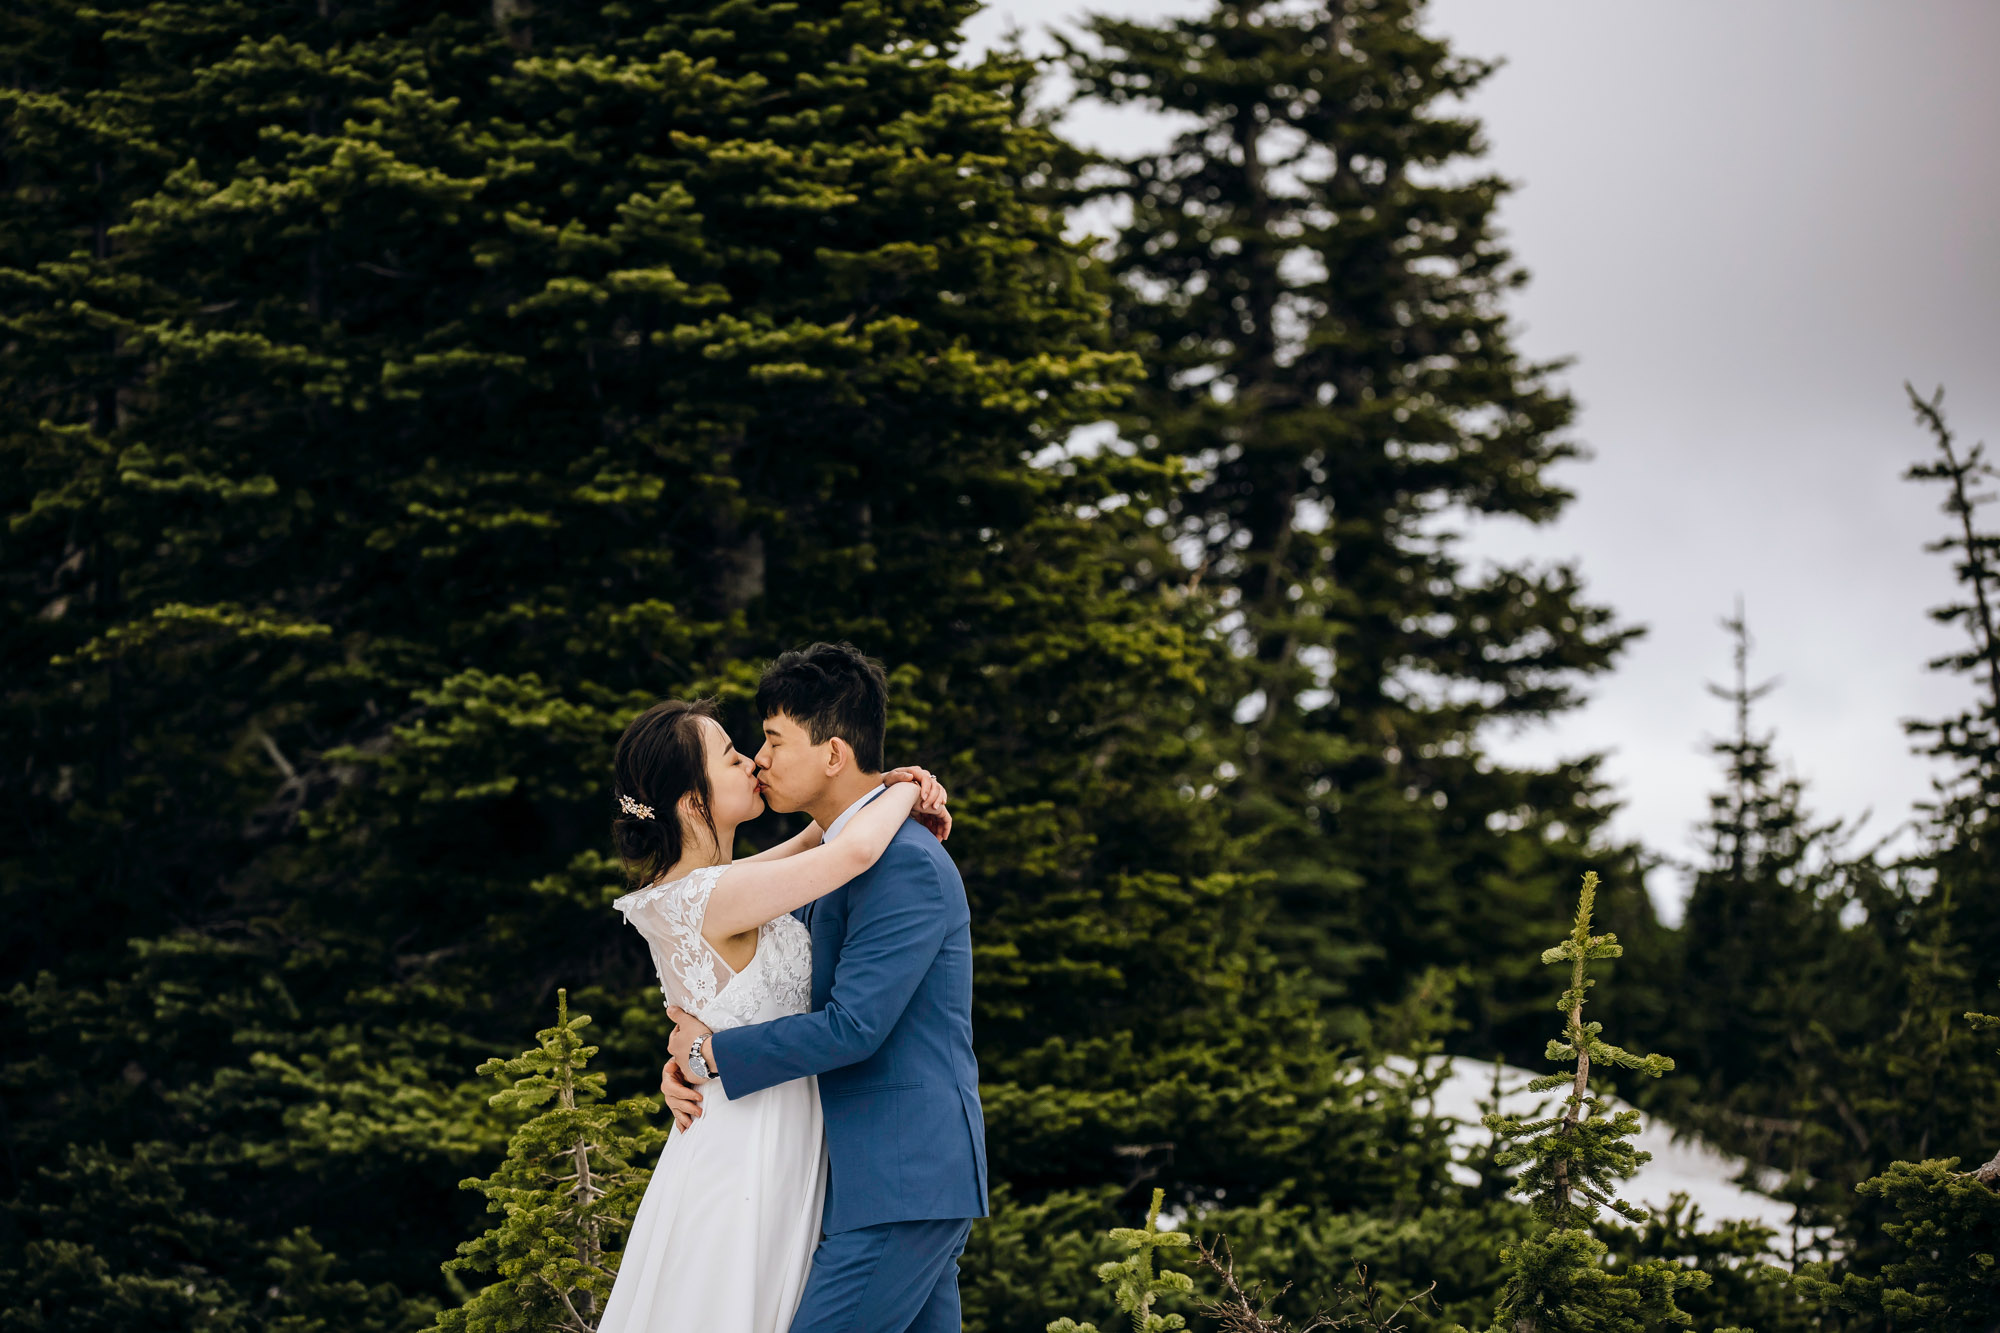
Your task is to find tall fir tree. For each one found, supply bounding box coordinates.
[1766,387,2000,1293]
[1901,385,2000,999]
[1,0,1150,1311]
[0,0,1462,1323]
[1061,0,1648,1056]
[0,2,297,1325]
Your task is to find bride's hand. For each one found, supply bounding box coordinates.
[884,765,951,842]
[661,1059,702,1131]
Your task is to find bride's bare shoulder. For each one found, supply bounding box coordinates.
[614,862,724,913]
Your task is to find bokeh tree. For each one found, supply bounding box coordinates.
[1062,0,1648,1056]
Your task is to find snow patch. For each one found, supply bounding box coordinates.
[1410,1055,1820,1247]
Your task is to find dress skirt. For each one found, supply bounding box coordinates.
[598,1073,828,1333]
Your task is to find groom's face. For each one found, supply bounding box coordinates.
[753,711,829,815]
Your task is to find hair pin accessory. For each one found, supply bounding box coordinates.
[618,793,655,821]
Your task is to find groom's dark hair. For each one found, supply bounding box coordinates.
[755,642,889,774]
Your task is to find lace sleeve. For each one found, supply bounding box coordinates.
[613,863,731,1017]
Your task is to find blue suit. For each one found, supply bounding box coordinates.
[711,817,988,1333]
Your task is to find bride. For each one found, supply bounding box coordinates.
[595,697,948,1333]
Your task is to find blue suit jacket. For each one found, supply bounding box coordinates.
[709,819,989,1234]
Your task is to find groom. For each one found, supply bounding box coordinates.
[662,641,989,1333]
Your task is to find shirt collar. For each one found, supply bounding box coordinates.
[821,784,887,843]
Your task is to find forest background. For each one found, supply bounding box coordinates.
[2,1,1996,1331]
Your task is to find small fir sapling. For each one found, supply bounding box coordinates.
[434,992,664,1333]
[1473,872,1724,1333]
[1048,1187,1197,1333]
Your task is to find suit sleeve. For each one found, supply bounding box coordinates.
[710,844,947,1098]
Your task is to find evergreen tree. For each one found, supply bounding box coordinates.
[1601,1200,1804,1333]
[0,0,1431,1320]
[0,3,257,1323]
[962,991,1489,1332]
[1759,389,2000,1287]
[435,992,662,1333]
[0,0,1151,1310]
[1474,873,1713,1333]
[1793,986,2000,1333]
[1779,905,2000,1313]
[1636,390,2000,1258]
[1901,385,2000,997]
[1061,0,1646,1055]
[1655,608,1887,1172]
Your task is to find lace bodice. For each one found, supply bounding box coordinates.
[614,864,813,1031]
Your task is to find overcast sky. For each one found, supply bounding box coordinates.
[965,0,2000,915]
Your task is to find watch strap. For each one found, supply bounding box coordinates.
[688,1034,711,1081]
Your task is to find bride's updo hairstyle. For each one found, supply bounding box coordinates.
[611,698,718,888]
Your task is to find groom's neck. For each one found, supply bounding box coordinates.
[805,770,885,832]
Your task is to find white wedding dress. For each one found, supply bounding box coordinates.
[598,863,827,1333]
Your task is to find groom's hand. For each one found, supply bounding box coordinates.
[666,1005,716,1082]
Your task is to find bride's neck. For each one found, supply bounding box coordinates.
[663,821,737,881]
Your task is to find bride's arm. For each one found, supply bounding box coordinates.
[701,783,922,940]
[737,820,825,864]
[729,765,944,864]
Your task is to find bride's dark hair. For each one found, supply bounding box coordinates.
[611,698,718,887]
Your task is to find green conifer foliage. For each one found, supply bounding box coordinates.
[1774,923,2000,1324]
[1062,0,1645,1053]
[435,992,662,1333]
[0,0,1374,1318]
[1793,987,2000,1333]
[1654,609,1888,1176]
[1047,1187,1197,1333]
[1901,386,2000,998]
[0,1142,248,1332]
[1750,389,2000,1306]
[1600,1200,1804,1333]
[1476,873,1712,1333]
[1634,394,2000,1249]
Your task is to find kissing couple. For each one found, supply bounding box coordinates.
[594,642,987,1333]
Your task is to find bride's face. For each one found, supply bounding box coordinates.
[695,717,765,828]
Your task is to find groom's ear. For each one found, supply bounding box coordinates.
[832,732,880,772]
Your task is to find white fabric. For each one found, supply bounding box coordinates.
[598,864,826,1333]
[820,783,886,843]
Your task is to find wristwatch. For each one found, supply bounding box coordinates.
[687,1034,714,1082]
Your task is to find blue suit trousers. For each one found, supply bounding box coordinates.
[787,1217,974,1333]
